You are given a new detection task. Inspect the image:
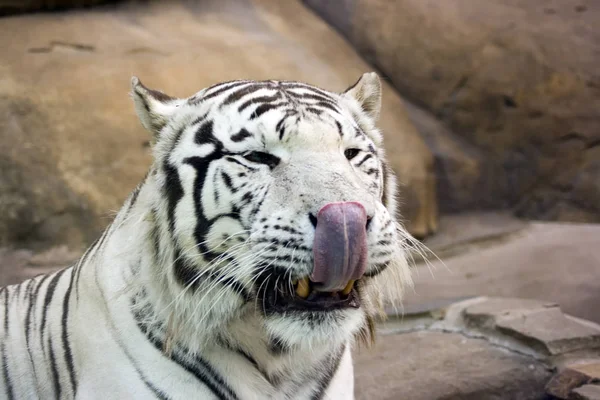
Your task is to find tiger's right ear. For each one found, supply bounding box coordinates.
[131,76,183,141]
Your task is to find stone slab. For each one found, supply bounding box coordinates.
[546,362,600,399]
[546,368,593,399]
[353,330,551,400]
[572,385,600,400]
[463,298,600,356]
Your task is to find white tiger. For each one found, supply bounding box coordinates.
[0,72,412,399]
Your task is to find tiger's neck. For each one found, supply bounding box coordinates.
[96,172,343,386]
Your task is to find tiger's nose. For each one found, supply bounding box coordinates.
[310,202,370,291]
[308,204,372,230]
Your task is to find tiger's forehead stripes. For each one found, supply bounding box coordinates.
[187,80,345,132]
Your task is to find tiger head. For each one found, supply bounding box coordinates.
[131,73,412,353]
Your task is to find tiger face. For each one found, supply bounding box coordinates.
[132,73,411,351]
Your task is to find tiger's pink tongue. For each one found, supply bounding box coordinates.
[311,202,368,292]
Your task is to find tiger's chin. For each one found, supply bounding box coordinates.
[262,307,367,352]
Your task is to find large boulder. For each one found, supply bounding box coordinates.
[0,0,437,249]
[304,0,600,222]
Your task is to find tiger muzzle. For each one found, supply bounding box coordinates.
[310,201,369,292]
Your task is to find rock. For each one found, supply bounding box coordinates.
[403,101,483,214]
[545,368,592,399]
[304,0,600,224]
[0,0,436,249]
[353,330,551,400]
[572,385,600,400]
[463,299,600,356]
[546,363,600,399]
[403,219,600,324]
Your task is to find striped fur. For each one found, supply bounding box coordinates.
[0,73,412,399]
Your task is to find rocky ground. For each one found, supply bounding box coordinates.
[3,212,600,398]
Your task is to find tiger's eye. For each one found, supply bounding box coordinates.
[344,148,360,160]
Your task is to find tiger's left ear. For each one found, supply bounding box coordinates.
[342,72,382,121]
[131,76,183,141]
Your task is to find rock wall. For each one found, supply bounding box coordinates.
[304,0,600,223]
[0,0,437,249]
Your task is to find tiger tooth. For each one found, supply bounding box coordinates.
[341,280,355,296]
[296,278,310,299]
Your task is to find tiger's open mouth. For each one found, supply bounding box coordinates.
[264,277,360,313]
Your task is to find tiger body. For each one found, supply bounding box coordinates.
[0,73,412,399]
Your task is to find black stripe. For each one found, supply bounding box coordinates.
[194,120,216,146]
[248,188,268,219]
[172,248,202,291]
[40,270,67,399]
[276,118,286,140]
[310,346,345,400]
[201,81,250,102]
[280,83,334,99]
[356,153,373,167]
[233,347,278,386]
[372,251,392,258]
[238,93,281,112]
[133,308,238,400]
[381,160,389,207]
[285,91,338,106]
[221,172,236,193]
[213,170,220,205]
[141,377,171,400]
[40,269,68,354]
[48,336,61,398]
[26,274,51,353]
[220,83,271,107]
[74,236,98,299]
[22,278,36,342]
[250,103,280,119]
[305,107,323,116]
[364,262,389,278]
[123,181,143,220]
[230,128,252,143]
[224,156,257,171]
[286,93,340,114]
[335,121,344,138]
[111,310,172,400]
[185,121,224,263]
[2,288,15,400]
[163,162,184,235]
[61,269,77,396]
[21,278,41,391]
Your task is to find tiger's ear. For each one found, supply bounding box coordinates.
[342,72,382,121]
[131,76,183,140]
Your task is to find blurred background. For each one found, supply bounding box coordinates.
[1,1,599,398]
